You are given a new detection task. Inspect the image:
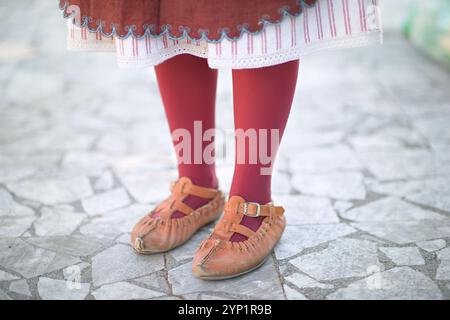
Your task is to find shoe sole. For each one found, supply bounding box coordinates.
[132,247,169,255]
[196,256,268,281]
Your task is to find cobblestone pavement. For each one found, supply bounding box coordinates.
[1,1,450,300]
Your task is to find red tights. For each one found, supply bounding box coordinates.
[154,55,299,240]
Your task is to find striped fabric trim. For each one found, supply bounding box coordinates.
[66,0,382,69]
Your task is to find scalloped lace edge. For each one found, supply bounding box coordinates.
[113,31,382,69]
[208,32,383,69]
[59,0,318,43]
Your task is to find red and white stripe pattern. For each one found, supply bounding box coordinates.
[115,35,208,60]
[315,2,324,40]
[66,20,114,51]
[67,0,381,68]
[207,0,381,68]
[327,0,337,38]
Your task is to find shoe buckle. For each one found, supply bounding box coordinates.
[242,202,261,217]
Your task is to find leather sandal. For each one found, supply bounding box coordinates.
[131,177,225,254]
[192,195,286,280]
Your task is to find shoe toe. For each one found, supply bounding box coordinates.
[131,219,167,253]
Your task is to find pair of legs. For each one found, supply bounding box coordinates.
[155,55,299,241]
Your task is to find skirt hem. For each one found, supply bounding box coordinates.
[112,31,382,69]
[64,0,383,70]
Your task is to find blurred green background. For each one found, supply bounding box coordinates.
[404,0,450,66]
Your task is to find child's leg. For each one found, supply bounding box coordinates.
[230,60,299,241]
[155,54,218,218]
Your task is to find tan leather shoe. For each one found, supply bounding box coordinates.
[131,177,225,254]
[192,195,286,280]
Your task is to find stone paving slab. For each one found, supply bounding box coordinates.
[327,267,444,300]
[168,258,285,299]
[0,1,449,300]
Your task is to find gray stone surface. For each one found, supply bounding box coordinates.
[92,282,165,300]
[379,247,425,266]
[285,272,334,289]
[273,195,339,225]
[352,220,450,245]
[368,177,449,198]
[359,150,445,181]
[117,171,176,204]
[0,189,34,216]
[38,277,90,300]
[0,189,36,237]
[407,191,450,213]
[25,236,108,257]
[169,229,210,262]
[0,289,11,300]
[92,244,164,286]
[7,176,94,205]
[0,154,60,183]
[9,280,31,297]
[290,145,362,173]
[0,239,80,278]
[34,207,85,236]
[342,197,444,222]
[116,233,131,244]
[0,215,35,238]
[436,248,450,281]
[327,267,443,300]
[82,188,131,215]
[282,129,345,150]
[292,172,366,200]
[0,2,449,299]
[132,271,171,294]
[334,201,354,214]
[169,258,284,299]
[63,262,90,280]
[271,172,292,195]
[275,224,356,260]
[93,171,115,191]
[0,270,19,281]
[199,294,231,300]
[80,204,152,238]
[283,285,308,300]
[417,239,446,252]
[61,152,111,177]
[349,127,427,152]
[290,239,383,281]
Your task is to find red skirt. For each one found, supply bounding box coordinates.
[60,0,318,41]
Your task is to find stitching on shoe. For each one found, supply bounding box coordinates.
[198,239,222,268]
[212,214,285,251]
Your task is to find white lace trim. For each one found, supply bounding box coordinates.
[209,32,382,69]
[116,43,208,68]
[65,0,383,69]
[112,31,381,69]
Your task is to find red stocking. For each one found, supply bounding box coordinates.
[155,54,218,218]
[230,60,299,241]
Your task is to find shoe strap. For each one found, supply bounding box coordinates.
[170,177,218,199]
[211,197,284,240]
[169,199,193,215]
[225,200,284,218]
[215,221,256,239]
[161,177,219,217]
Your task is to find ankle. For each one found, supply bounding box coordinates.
[228,192,271,205]
[179,173,218,189]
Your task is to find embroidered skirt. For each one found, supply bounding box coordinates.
[62,0,382,69]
